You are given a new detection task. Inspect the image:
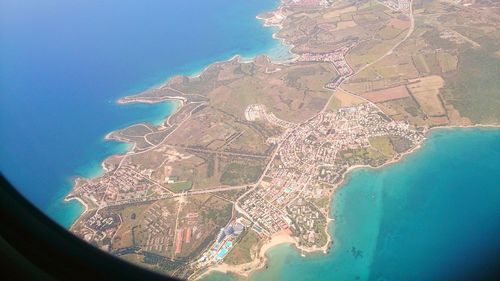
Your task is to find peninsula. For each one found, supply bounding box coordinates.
[66,0,500,279]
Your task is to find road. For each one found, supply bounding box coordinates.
[105,184,250,207]
[166,144,269,159]
[93,0,417,224]
[321,0,415,113]
[350,0,415,78]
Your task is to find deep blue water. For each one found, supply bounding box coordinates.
[245,128,500,281]
[0,0,282,227]
[2,2,500,280]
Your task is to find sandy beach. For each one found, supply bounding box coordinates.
[196,231,296,280]
[61,0,500,277]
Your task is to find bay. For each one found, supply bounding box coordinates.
[249,128,500,281]
[203,128,500,281]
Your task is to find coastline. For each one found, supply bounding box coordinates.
[255,8,299,64]
[201,124,500,279]
[60,0,500,278]
[197,129,425,280]
[198,143,424,279]
[64,100,178,228]
[63,0,292,230]
[197,232,297,280]
[64,195,89,216]
[242,128,500,281]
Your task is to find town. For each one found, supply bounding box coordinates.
[235,103,423,248]
[63,0,500,277]
[298,41,356,90]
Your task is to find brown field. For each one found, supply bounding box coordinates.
[377,25,404,40]
[327,88,367,111]
[323,6,357,19]
[428,116,449,125]
[206,62,335,123]
[347,32,406,71]
[342,81,370,93]
[345,51,418,94]
[407,76,446,116]
[360,85,410,103]
[444,103,472,125]
[388,18,410,30]
[377,97,427,126]
[340,12,354,21]
[332,88,366,108]
[335,20,357,30]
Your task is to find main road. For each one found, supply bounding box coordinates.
[105,184,250,207]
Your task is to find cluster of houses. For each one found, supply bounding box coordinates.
[298,42,356,90]
[235,103,423,247]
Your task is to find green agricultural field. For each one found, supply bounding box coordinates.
[412,54,430,75]
[443,46,500,124]
[389,135,414,153]
[311,195,330,210]
[422,29,456,50]
[348,36,404,70]
[220,163,263,186]
[422,53,441,74]
[340,147,389,167]
[327,96,342,111]
[377,25,403,40]
[170,181,193,193]
[369,135,396,157]
[437,51,458,73]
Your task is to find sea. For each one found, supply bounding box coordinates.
[203,128,500,281]
[0,0,287,228]
[1,1,500,281]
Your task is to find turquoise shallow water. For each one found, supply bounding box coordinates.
[204,128,500,281]
[2,1,499,278]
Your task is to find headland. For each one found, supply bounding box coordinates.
[66,0,500,279]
